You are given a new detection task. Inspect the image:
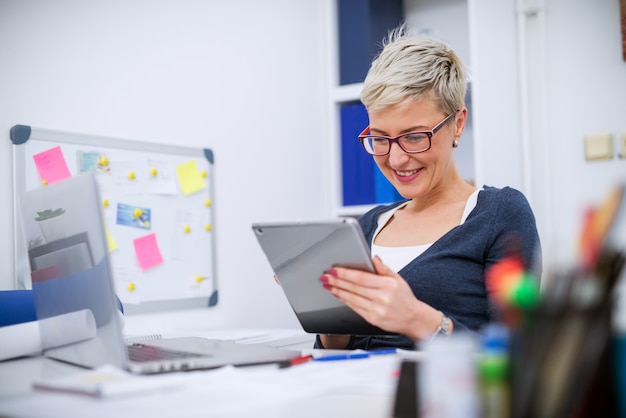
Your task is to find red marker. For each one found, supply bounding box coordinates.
[279,354,313,368]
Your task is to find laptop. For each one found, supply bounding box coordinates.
[252,218,394,336]
[19,172,300,374]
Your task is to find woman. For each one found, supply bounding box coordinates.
[317,28,541,350]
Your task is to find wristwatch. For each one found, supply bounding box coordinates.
[435,311,452,336]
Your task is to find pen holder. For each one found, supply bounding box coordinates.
[507,249,626,418]
[508,298,618,418]
[615,333,626,418]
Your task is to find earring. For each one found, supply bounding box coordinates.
[452,140,459,148]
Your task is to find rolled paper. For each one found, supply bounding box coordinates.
[0,320,41,361]
[0,309,97,361]
[39,309,97,349]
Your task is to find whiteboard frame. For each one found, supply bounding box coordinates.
[11,124,218,314]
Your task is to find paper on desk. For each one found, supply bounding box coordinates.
[167,354,402,417]
[11,354,402,418]
[33,365,183,398]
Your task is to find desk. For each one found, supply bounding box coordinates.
[0,329,414,418]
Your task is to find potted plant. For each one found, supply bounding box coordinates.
[35,208,66,242]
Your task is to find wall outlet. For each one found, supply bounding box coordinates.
[620,132,626,159]
[584,133,613,161]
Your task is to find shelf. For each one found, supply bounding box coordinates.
[335,204,377,218]
[331,83,363,103]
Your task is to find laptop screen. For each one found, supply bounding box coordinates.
[19,173,128,369]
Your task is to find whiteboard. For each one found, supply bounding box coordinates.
[11,124,217,314]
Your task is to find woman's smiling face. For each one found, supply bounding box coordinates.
[368,98,465,200]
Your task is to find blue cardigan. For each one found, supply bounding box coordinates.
[317,186,542,350]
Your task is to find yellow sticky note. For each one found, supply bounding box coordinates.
[175,160,206,196]
[105,225,118,252]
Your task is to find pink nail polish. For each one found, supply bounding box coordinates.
[322,284,332,291]
[326,269,338,276]
[319,275,329,283]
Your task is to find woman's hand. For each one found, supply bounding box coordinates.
[320,255,444,342]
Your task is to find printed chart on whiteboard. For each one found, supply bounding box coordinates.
[11,124,217,313]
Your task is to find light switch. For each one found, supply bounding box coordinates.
[584,133,613,161]
[620,132,626,159]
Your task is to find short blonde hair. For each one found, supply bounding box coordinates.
[361,26,468,115]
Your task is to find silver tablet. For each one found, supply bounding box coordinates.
[252,217,392,335]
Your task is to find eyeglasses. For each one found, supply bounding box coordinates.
[358,112,457,156]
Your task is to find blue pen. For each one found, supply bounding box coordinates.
[313,352,370,362]
[367,348,397,356]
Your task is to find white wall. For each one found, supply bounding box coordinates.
[542,0,626,267]
[0,0,327,330]
[469,0,626,273]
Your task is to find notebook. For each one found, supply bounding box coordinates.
[251,218,394,336]
[19,172,300,374]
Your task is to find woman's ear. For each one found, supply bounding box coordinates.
[454,107,468,139]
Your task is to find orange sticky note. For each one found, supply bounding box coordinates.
[133,233,163,270]
[33,146,72,184]
[175,160,206,196]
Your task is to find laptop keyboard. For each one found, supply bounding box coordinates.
[127,343,205,362]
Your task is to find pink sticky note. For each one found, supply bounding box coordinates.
[33,146,72,184]
[133,233,164,270]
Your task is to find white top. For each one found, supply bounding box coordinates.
[371,189,481,273]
